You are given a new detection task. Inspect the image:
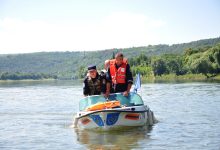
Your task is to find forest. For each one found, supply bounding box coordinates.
[0,37,220,80]
[0,72,57,80]
[130,43,220,80]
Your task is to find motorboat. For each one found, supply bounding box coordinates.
[73,92,156,130]
[73,73,156,130]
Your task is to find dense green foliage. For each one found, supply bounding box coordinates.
[0,37,220,80]
[184,44,220,77]
[130,43,220,79]
[0,72,57,80]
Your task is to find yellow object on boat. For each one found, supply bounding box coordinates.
[86,100,121,111]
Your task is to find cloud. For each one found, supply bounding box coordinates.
[0,13,166,54]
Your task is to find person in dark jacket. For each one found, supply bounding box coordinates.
[105,53,133,97]
[83,65,106,96]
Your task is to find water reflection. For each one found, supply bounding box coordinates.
[74,126,152,150]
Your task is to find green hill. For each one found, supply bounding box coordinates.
[0,37,220,79]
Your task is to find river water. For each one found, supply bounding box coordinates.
[0,80,220,150]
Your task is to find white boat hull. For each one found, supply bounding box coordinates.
[73,105,155,130]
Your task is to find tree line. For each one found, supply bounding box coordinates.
[1,43,219,80]
[130,43,220,78]
[0,38,219,80]
[0,72,58,80]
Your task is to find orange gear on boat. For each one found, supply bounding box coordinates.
[86,100,121,111]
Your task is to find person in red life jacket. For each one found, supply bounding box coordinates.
[105,53,133,97]
[83,65,106,96]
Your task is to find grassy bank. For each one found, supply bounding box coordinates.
[142,73,220,83]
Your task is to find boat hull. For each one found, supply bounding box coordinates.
[73,106,155,130]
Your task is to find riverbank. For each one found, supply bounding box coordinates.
[142,73,220,83]
[0,78,57,82]
[1,74,220,83]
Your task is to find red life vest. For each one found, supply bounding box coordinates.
[109,59,127,84]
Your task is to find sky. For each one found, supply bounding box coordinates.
[0,0,220,54]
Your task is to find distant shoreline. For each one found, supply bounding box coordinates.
[1,74,219,83]
[142,74,220,82]
[0,78,57,82]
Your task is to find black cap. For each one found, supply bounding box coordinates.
[88,65,96,71]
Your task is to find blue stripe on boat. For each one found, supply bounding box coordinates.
[89,115,104,126]
[106,113,120,126]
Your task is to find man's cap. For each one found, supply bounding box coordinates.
[88,65,96,71]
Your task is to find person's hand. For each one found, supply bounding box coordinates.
[123,91,129,96]
[104,91,110,98]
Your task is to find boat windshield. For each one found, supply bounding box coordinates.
[79,92,144,111]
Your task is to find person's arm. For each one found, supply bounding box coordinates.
[83,78,89,96]
[123,64,133,96]
[126,83,132,93]
[126,64,133,85]
[105,82,111,98]
[104,68,112,98]
[100,73,106,94]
